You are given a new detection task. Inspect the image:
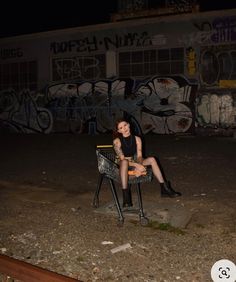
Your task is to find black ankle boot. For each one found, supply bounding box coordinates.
[160,181,182,198]
[122,187,133,207]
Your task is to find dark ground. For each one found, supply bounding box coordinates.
[0,133,235,281]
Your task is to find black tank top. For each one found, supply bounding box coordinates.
[120,135,137,157]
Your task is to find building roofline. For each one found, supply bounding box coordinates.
[0,8,236,43]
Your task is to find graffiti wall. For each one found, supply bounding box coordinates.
[0,89,53,133]
[0,76,196,134]
[0,9,236,134]
[196,92,236,128]
[200,44,236,87]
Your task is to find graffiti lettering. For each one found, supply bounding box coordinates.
[200,45,236,86]
[50,37,98,54]
[211,16,236,43]
[0,89,53,133]
[197,93,235,127]
[45,76,195,134]
[104,32,152,50]
[50,32,152,54]
[192,16,236,45]
[0,48,23,60]
[179,30,212,45]
[52,56,101,80]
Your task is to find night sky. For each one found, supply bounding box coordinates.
[0,1,235,39]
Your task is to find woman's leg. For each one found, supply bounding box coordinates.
[119,159,129,189]
[142,157,181,197]
[142,157,164,183]
[119,159,132,206]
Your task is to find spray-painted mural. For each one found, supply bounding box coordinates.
[196,93,236,128]
[0,89,53,133]
[126,76,195,134]
[200,45,236,87]
[0,10,236,135]
[0,76,196,134]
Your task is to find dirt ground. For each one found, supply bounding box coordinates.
[0,133,235,282]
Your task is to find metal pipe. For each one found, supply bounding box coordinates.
[0,254,81,282]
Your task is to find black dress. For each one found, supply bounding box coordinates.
[119,135,137,158]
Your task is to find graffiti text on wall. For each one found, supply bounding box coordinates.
[50,32,152,54]
[200,44,236,86]
[178,30,213,46]
[0,89,53,133]
[46,76,195,134]
[211,16,236,43]
[197,93,236,127]
[0,48,23,60]
[52,56,102,81]
[0,77,196,134]
[179,16,236,45]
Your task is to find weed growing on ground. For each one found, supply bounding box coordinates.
[146,221,186,235]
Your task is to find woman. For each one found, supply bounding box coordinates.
[113,119,181,207]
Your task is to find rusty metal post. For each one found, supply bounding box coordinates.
[0,254,81,282]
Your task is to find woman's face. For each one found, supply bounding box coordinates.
[117,121,130,137]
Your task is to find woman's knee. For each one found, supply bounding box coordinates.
[148,157,156,164]
[120,159,129,168]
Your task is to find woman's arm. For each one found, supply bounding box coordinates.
[113,138,140,167]
[113,138,125,160]
[135,136,143,164]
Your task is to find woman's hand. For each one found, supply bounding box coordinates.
[134,163,146,173]
[129,163,147,177]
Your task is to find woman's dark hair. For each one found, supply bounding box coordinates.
[112,118,130,139]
